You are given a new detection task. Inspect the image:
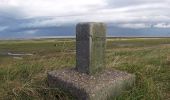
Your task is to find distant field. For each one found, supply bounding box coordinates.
[0,38,170,100]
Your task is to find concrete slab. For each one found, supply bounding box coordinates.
[48,68,135,100]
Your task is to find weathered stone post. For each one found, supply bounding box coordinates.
[76,23,106,74]
[48,22,135,100]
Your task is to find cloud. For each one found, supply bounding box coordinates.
[0,0,170,26]
[0,0,169,21]
[106,0,164,7]
[154,23,170,28]
[0,0,106,18]
[118,23,151,29]
[0,26,8,31]
[0,0,170,39]
[20,18,65,28]
[23,30,38,34]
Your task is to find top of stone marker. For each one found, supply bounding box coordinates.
[77,22,106,26]
[76,22,106,38]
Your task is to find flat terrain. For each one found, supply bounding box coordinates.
[0,38,170,100]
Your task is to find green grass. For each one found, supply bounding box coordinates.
[0,38,170,100]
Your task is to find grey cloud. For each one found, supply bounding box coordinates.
[0,26,8,31]
[106,0,163,8]
[0,7,25,19]
[0,0,170,39]
[0,7,27,30]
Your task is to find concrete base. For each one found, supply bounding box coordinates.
[47,68,135,100]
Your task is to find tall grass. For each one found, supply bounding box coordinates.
[0,38,170,100]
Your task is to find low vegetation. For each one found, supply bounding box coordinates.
[0,38,169,100]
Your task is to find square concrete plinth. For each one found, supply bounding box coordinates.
[48,69,135,100]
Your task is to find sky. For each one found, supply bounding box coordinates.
[0,0,170,39]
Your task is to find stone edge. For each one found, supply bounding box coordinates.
[47,69,135,100]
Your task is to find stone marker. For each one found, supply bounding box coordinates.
[76,22,106,74]
[48,22,135,100]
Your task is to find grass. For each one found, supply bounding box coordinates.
[0,38,170,100]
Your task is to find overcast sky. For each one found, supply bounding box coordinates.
[0,0,170,38]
